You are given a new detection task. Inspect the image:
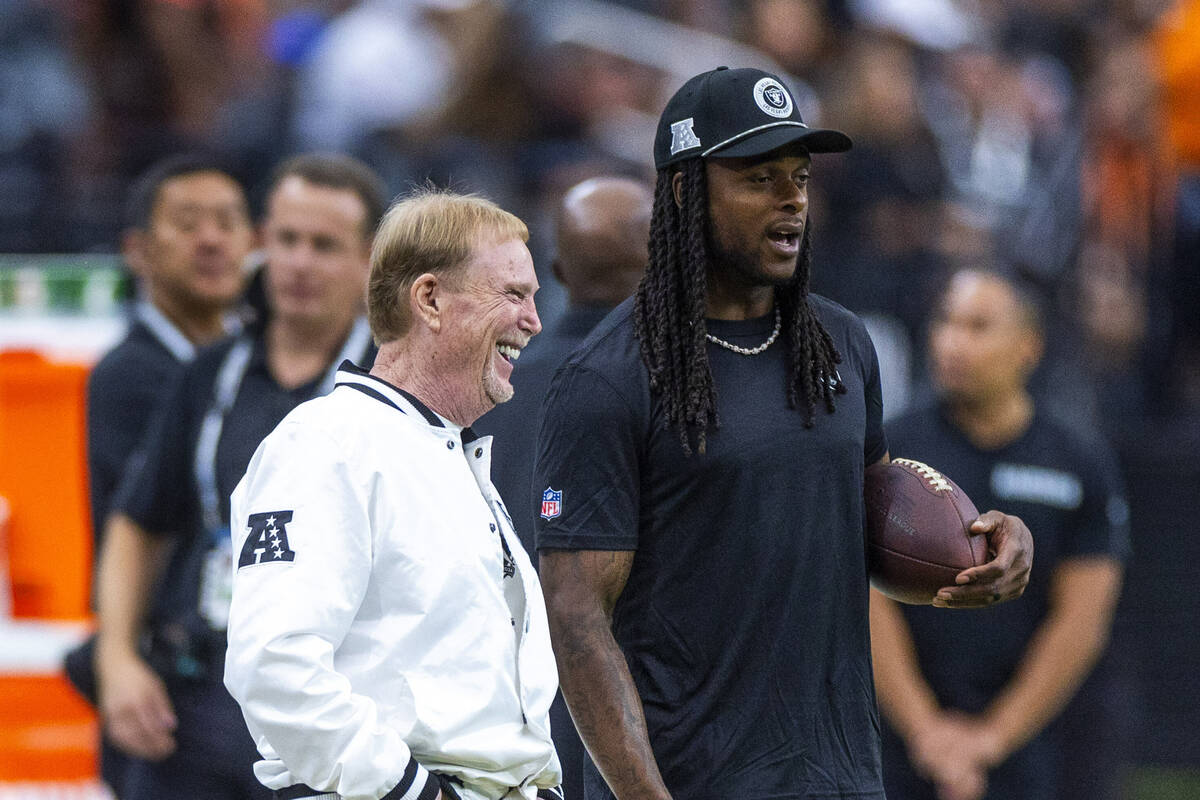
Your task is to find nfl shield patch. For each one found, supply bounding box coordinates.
[540,487,563,520]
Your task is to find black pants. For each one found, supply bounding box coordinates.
[880,723,1057,800]
[122,677,270,800]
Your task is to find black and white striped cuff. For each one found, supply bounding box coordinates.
[382,758,439,800]
[273,757,437,800]
[536,787,565,800]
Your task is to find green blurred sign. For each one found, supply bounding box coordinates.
[0,255,129,315]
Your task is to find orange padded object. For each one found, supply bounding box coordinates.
[1156,0,1200,166]
[0,674,98,780]
[0,350,92,620]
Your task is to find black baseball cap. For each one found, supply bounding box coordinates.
[653,66,852,170]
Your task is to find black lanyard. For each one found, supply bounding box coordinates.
[194,317,372,537]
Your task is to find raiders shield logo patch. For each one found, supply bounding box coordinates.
[238,510,297,569]
[753,77,793,118]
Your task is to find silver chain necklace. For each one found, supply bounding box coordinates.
[705,305,782,356]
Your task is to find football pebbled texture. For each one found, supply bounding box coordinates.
[864,458,988,604]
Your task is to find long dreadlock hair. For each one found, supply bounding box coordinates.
[632,158,846,455]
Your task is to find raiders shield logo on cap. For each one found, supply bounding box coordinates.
[753,77,793,118]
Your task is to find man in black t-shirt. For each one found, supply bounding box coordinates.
[87,155,253,549]
[871,269,1128,800]
[77,154,254,798]
[92,154,385,800]
[534,67,1035,800]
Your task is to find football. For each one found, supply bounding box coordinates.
[864,458,988,604]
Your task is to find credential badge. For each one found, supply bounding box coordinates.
[753,77,793,118]
[669,118,702,156]
[540,487,563,520]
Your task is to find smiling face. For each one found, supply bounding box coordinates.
[263,175,373,331]
[704,148,811,290]
[439,235,542,418]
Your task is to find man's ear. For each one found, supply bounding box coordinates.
[121,228,149,279]
[672,171,684,208]
[356,235,373,271]
[1021,329,1045,376]
[410,273,442,332]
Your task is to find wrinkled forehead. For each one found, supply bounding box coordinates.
[459,235,536,284]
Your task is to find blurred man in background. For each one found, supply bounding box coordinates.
[476,174,652,800]
[76,153,253,797]
[871,268,1128,800]
[92,153,384,800]
[87,154,252,550]
[480,175,652,556]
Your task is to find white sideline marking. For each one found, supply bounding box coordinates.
[0,783,113,800]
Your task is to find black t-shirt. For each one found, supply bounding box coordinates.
[885,404,1130,711]
[113,324,376,634]
[534,296,888,800]
[87,318,187,532]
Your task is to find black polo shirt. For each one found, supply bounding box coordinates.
[534,295,888,800]
[886,404,1130,709]
[113,322,376,636]
[880,403,1130,799]
[87,316,192,532]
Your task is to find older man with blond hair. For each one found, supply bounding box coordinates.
[224,189,562,800]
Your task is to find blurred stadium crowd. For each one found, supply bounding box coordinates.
[1,0,1198,793]
[3,0,1199,425]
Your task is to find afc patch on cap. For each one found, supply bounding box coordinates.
[753,77,793,118]
[669,117,702,156]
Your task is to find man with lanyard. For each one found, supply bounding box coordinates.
[86,154,252,555]
[93,153,385,800]
[224,189,562,800]
[73,153,254,797]
[870,268,1128,800]
[532,67,1035,800]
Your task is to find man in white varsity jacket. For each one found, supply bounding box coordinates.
[225,189,562,800]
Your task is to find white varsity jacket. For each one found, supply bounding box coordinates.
[225,364,562,800]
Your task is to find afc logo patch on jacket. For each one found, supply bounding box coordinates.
[238,510,297,569]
